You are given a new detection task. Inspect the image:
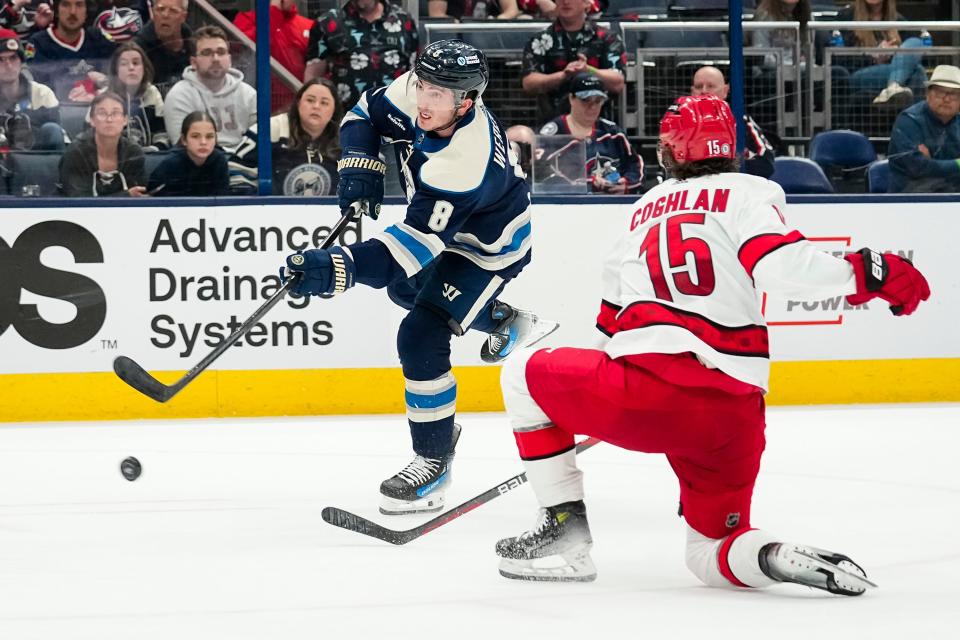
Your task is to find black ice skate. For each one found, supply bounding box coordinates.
[379,424,461,515]
[496,500,597,582]
[759,543,878,596]
[480,302,559,364]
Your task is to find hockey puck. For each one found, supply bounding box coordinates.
[120,456,142,481]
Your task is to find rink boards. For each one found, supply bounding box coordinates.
[0,198,957,422]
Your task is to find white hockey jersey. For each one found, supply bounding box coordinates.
[597,172,857,392]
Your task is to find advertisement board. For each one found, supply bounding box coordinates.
[0,200,956,420]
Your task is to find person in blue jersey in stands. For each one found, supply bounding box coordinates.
[280,40,558,516]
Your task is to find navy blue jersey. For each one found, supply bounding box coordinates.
[342,71,532,287]
[25,27,116,101]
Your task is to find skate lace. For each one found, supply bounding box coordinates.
[519,508,552,540]
[487,333,506,354]
[396,456,441,486]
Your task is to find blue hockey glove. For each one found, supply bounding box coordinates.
[337,150,386,220]
[282,246,356,297]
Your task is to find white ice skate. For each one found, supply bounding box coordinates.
[480,302,559,364]
[759,543,878,596]
[496,500,597,582]
[379,424,460,515]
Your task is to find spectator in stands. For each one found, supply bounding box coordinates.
[690,65,775,178]
[59,90,147,196]
[506,124,536,181]
[164,25,257,152]
[0,0,54,36]
[25,0,116,102]
[90,1,149,42]
[750,0,809,67]
[887,65,960,193]
[134,0,191,96]
[538,73,640,194]
[304,0,418,110]
[233,0,314,113]
[105,42,168,149]
[148,110,229,197]
[0,28,63,150]
[521,0,625,123]
[834,0,928,107]
[495,0,556,20]
[233,77,343,196]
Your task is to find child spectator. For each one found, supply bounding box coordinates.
[59,90,146,196]
[0,27,63,150]
[25,0,116,102]
[164,25,257,152]
[233,77,342,195]
[233,0,313,113]
[148,110,229,197]
[134,0,191,96]
[104,42,168,149]
[538,73,641,194]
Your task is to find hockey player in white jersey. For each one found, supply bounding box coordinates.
[494,95,930,592]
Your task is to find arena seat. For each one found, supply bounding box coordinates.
[6,151,63,197]
[867,159,890,194]
[810,129,877,192]
[59,103,90,141]
[144,150,172,182]
[770,156,835,194]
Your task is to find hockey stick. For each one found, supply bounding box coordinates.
[113,203,362,403]
[321,436,602,545]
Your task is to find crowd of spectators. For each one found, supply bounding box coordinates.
[0,0,953,198]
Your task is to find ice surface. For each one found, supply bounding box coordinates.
[1,404,958,639]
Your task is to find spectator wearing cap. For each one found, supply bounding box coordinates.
[134,0,192,96]
[25,0,116,102]
[233,0,314,113]
[0,0,54,37]
[0,27,63,150]
[538,73,641,194]
[521,0,625,123]
[887,65,960,193]
[303,0,418,110]
[689,65,775,178]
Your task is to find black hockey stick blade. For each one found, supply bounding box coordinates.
[113,355,176,403]
[113,205,361,403]
[321,437,602,545]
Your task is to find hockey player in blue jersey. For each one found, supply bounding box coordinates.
[281,40,557,515]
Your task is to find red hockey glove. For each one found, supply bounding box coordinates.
[844,248,930,316]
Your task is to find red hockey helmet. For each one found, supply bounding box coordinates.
[659,95,736,164]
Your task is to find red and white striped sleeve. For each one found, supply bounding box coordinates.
[734,181,857,299]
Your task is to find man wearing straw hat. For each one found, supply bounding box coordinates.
[888,64,960,193]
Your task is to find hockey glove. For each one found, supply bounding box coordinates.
[282,246,356,297]
[844,248,930,316]
[337,150,386,220]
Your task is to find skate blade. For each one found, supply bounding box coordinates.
[379,493,445,516]
[516,315,560,351]
[795,550,878,590]
[498,546,597,583]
